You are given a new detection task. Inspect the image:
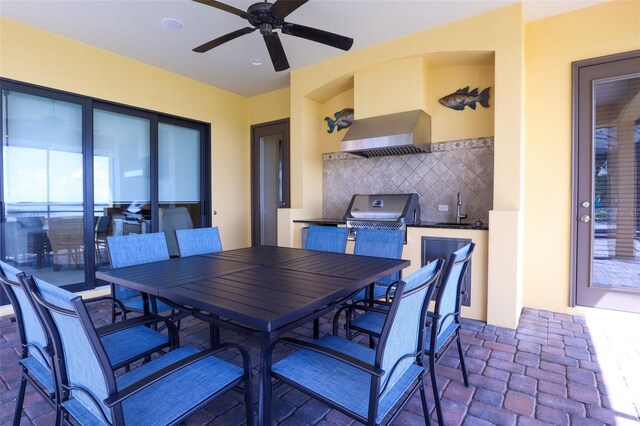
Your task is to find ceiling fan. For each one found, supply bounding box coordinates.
[192,0,354,72]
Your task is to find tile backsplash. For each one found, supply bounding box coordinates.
[322,136,494,224]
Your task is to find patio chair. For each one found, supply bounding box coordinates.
[0,261,178,426]
[341,243,475,425]
[351,228,405,300]
[304,225,348,253]
[175,226,223,257]
[263,259,444,426]
[304,225,349,336]
[106,232,185,323]
[22,274,254,426]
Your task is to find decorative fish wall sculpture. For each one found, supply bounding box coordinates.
[325,108,354,133]
[439,87,491,111]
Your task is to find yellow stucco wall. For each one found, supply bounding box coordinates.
[287,4,525,328]
[523,1,640,313]
[0,17,251,249]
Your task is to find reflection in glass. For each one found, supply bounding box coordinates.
[1,90,84,286]
[93,109,150,268]
[591,75,640,290]
[158,123,201,256]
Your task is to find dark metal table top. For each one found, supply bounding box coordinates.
[96,245,409,332]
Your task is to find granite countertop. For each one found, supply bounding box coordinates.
[294,218,488,230]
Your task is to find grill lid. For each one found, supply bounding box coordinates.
[344,193,420,223]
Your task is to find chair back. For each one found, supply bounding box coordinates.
[376,259,443,394]
[354,228,404,286]
[176,227,223,257]
[22,275,116,424]
[304,225,348,253]
[433,243,475,340]
[161,207,194,257]
[0,261,50,366]
[106,232,170,300]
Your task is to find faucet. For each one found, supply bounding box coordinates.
[456,192,468,224]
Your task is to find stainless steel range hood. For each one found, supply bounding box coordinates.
[341,110,431,157]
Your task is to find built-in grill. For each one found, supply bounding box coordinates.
[343,193,420,241]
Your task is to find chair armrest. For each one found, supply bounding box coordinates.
[96,314,179,349]
[384,281,401,301]
[84,295,127,320]
[103,343,248,407]
[270,337,384,377]
[332,299,391,335]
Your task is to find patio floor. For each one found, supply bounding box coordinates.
[1,302,638,425]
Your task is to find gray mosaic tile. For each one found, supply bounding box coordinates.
[322,137,494,222]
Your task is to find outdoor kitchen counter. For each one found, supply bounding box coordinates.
[292,219,489,323]
[293,218,489,230]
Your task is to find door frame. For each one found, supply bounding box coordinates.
[0,78,212,304]
[250,119,290,246]
[570,49,640,311]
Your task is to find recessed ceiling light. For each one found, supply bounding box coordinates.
[251,59,264,66]
[162,18,183,30]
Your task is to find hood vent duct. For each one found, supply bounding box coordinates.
[341,110,431,158]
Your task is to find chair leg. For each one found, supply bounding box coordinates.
[429,354,444,426]
[419,375,432,426]
[111,299,117,324]
[456,331,469,387]
[12,375,27,426]
[313,318,320,339]
[244,380,254,426]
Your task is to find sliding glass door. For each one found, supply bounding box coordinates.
[0,79,211,302]
[1,88,87,290]
[93,107,152,269]
[158,120,207,256]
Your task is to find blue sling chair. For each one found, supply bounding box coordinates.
[339,243,475,425]
[304,225,348,253]
[175,226,223,257]
[22,273,254,426]
[106,232,186,324]
[303,225,349,337]
[0,260,178,426]
[350,228,405,301]
[263,259,444,426]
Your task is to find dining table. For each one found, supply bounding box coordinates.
[96,245,410,425]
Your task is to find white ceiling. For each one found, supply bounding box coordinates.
[0,0,606,97]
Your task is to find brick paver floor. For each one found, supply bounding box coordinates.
[1,302,638,425]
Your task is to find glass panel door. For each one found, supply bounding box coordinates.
[1,90,85,287]
[93,108,151,269]
[158,121,202,256]
[574,52,640,313]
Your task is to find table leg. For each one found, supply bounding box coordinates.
[209,316,221,349]
[259,333,272,426]
[313,318,320,339]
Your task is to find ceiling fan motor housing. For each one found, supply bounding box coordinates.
[248,2,285,30]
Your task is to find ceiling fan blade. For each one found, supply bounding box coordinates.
[270,0,308,18]
[282,23,353,51]
[193,27,256,53]
[263,33,290,72]
[192,0,251,20]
